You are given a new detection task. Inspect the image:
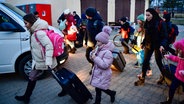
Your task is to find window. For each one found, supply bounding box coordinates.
[0,10,17,31]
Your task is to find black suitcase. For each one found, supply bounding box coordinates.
[50,67,93,104]
[111,48,126,72]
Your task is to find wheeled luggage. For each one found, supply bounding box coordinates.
[111,48,126,72]
[50,67,93,104]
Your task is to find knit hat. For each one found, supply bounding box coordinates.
[85,7,97,17]
[23,13,37,25]
[102,26,112,35]
[95,26,112,44]
[120,17,127,22]
[137,14,144,21]
[173,39,184,55]
[64,9,70,15]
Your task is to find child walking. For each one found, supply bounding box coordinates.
[160,39,184,104]
[90,26,116,104]
[133,14,152,77]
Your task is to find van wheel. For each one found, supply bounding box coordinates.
[18,54,45,80]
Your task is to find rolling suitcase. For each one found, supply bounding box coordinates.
[111,48,126,72]
[50,67,93,104]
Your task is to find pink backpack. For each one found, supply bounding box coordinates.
[35,29,64,57]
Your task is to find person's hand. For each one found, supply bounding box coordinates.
[160,46,165,53]
[179,70,184,76]
[47,65,52,69]
[164,55,169,59]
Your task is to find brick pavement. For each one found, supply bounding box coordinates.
[0,25,184,104]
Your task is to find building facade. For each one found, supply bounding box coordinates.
[4,0,149,27]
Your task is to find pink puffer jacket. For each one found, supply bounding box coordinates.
[90,42,114,90]
[166,55,184,83]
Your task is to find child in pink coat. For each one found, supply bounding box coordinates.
[90,26,116,104]
[160,39,184,104]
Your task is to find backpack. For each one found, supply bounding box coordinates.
[93,20,105,29]
[59,19,66,31]
[168,24,179,44]
[35,29,64,57]
[128,25,135,36]
[158,21,179,44]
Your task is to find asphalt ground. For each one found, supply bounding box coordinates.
[0,25,184,104]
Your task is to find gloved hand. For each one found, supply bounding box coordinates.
[164,55,169,59]
[179,70,184,76]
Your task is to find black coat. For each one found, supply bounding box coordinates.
[86,13,103,47]
[142,20,168,49]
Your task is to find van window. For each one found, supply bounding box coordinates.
[0,11,16,31]
[0,10,24,32]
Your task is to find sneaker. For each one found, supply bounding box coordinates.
[146,70,152,77]
[134,78,145,86]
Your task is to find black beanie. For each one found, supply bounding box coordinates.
[120,17,127,22]
[23,13,37,25]
[85,7,97,17]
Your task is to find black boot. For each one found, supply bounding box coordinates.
[94,88,101,104]
[58,90,67,97]
[103,89,116,103]
[15,80,36,103]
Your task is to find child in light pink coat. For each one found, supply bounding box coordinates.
[160,39,184,104]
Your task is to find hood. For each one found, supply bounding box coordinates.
[92,13,102,21]
[100,42,115,52]
[31,19,48,32]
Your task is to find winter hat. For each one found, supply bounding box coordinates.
[85,7,97,17]
[102,26,112,35]
[173,39,184,54]
[120,17,127,22]
[23,13,37,25]
[96,26,112,44]
[137,14,145,21]
[64,9,70,15]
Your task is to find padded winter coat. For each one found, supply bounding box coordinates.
[166,55,184,83]
[30,19,57,70]
[90,42,115,90]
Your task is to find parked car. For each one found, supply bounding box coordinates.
[0,2,68,80]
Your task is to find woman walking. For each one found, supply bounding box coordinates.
[15,13,57,103]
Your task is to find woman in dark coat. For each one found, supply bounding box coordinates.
[85,7,104,74]
[134,8,168,86]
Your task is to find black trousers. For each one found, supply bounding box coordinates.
[142,47,164,78]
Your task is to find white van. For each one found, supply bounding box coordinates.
[0,2,68,79]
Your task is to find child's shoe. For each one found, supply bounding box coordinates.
[110,91,116,103]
